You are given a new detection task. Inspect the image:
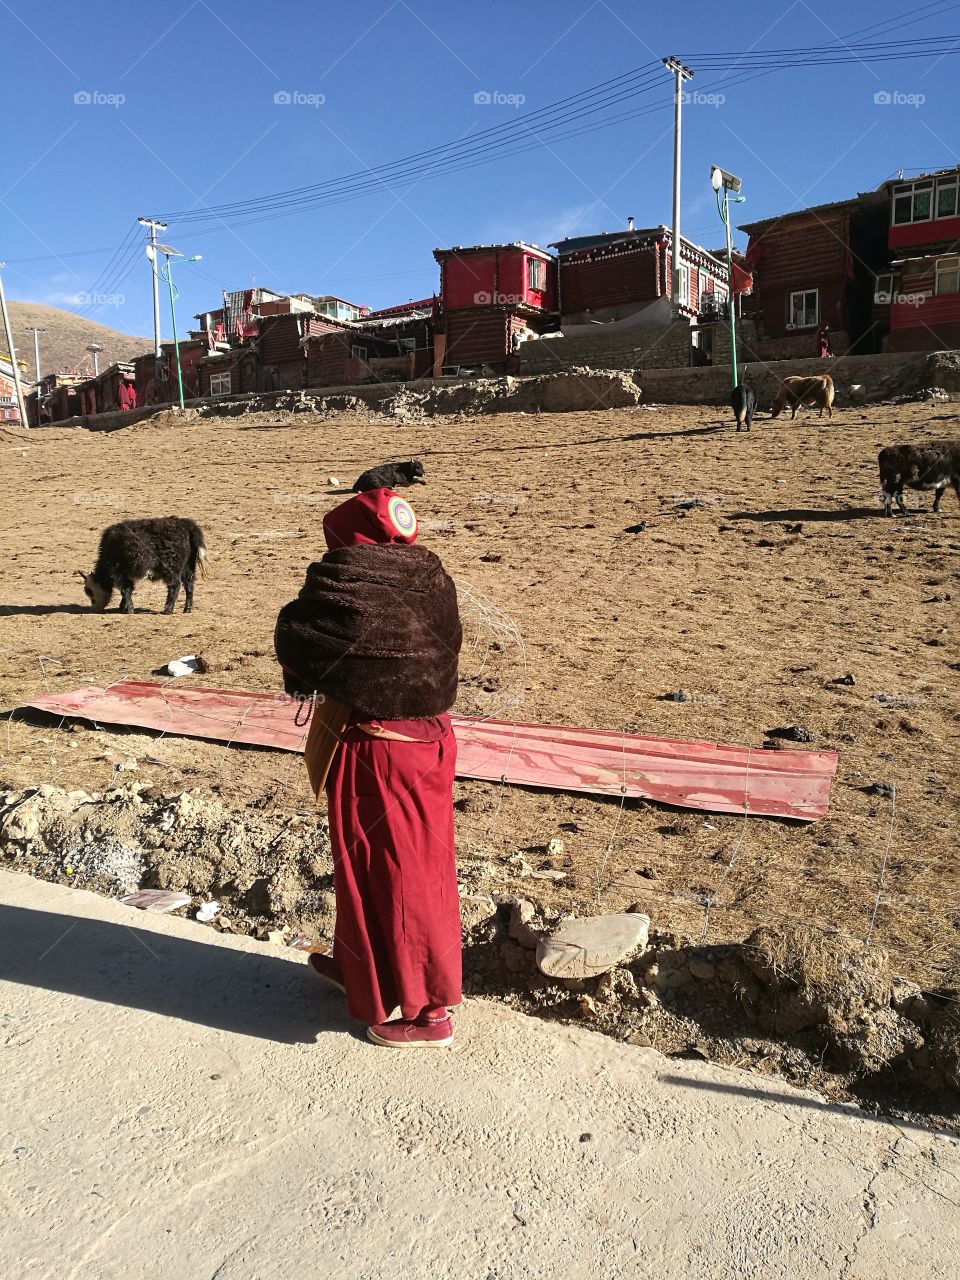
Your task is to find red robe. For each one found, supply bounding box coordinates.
[326,714,461,1024]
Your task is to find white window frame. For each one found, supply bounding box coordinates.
[678,263,690,307]
[351,344,368,360]
[874,271,895,303]
[935,255,960,295]
[893,180,934,226]
[209,372,232,396]
[788,288,819,329]
[935,176,959,220]
[527,257,546,291]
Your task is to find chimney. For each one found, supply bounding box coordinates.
[627,216,635,231]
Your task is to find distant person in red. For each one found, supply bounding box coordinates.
[275,488,463,1048]
[818,323,832,358]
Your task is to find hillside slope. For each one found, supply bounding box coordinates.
[4,301,151,381]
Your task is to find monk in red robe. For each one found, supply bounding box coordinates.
[275,488,463,1047]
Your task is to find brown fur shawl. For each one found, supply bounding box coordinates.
[274,543,461,720]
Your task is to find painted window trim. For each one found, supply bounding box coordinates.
[209,372,232,396]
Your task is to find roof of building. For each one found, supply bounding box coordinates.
[738,189,886,235]
[364,297,435,319]
[433,241,552,261]
[550,225,726,271]
[876,164,960,190]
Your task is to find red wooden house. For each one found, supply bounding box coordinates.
[739,193,888,356]
[881,166,960,352]
[432,242,557,371]
[549,225,728,327]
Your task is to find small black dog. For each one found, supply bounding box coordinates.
[730,383,756,432]
[352,459,426,493]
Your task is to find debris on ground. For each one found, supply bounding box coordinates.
[119,888,192,913]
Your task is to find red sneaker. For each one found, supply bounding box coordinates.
[366,1015,454,1048]
[307,950,345,994]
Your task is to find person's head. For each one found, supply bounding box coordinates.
[322,487,419,550]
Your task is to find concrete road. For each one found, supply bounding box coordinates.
[1,870,957,1280]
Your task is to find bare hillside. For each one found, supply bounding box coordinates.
[4,301,151,381]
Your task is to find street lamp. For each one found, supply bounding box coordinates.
[86,342,104,376]
[146,242,203,410]
[711,164,745,390]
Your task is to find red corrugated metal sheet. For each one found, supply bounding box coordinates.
[23,681,837,820]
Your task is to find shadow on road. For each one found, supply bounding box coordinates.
[0,903,347,1045]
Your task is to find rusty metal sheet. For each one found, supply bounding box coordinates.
[22,681,837,821]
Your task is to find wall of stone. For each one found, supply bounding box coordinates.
[636,350,944,406]
[514,322,692,374]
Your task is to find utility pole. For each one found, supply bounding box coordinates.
[662,56,694,312]
[138,217,167,357]
[86,343,103,376]
[711,165,745,390]
[27,326,44,383]
[0,262,29,427]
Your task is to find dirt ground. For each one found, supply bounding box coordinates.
[1,399,958,988]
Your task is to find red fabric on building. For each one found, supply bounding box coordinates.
[326,716,461,1023]
[731,263,753,295]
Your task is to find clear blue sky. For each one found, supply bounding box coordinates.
[2,0,958,343]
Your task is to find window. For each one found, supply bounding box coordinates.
[678,264,690,306]
[527,257,546,291]
[209,372,232,396]
[935,255,960,295]
[936,176,959,219]
[874,272,895,303]
[893,179,934,225]
[788,289,818,328]
[398,336,416,351]
[351,344,368,360]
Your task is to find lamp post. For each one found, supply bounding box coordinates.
[711,164,745,389]
[146,242,203,410]
[86,343,104,376]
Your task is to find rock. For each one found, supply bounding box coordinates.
[116,758,139,772]
[546,837,564,858]
[528,869,567,882]
[459,893,498,933]
[508,898,542,950]
[637,867,659,881]
[863,781,895,798]
[831,673,856,686]
[536,913,650,979]
[671,689,691,703]
[688,957,716,982]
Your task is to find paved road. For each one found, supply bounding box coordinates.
[1,870,957,1280]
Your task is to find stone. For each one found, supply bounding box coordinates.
[508,898,542,950]
[536,913,650,980]
[688,958,717,982]
[459,893,498,933]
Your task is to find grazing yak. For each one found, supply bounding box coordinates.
[730,383,756,432]
[78,516,207,614]
[771,374,835,420]
[352,459,426,493]
[878,441,960,516]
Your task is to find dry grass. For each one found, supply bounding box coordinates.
[1,398,958,988]
[7,301,150,380]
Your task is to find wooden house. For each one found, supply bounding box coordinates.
[257,312,339,390]
[549,225,728,327]
[359,298,436,380]
[432,243,557,371]
[739,192,888,356]
[880,166,960,352]
[134,341,204,406]
[305,325,413,388]
[197,348,259,399]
